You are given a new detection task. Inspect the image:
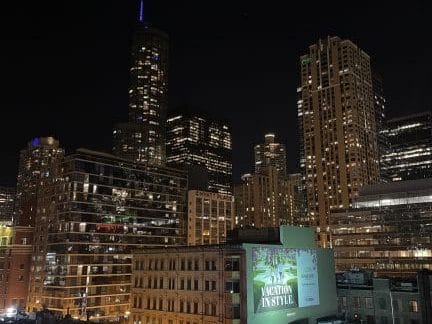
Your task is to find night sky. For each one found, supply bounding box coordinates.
[1,1,431,187]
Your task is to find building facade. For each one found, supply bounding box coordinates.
[330,179,432,277]
[187,190,234,246]
[113,20,169,166]
[166,111,232,194]
[298,36,380,243]
[234,167,292,228]
[0,226,33,313]
[0,187,15,224]
[27,149,188,321]
[131,226,338,324]
[336,270,431,324]
[131,245,244,324]
[254,133,287,176]
[14,137,64,227]
[381,112,432,182]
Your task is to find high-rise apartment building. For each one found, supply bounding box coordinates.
[234,167,292,228]
[254,133,287,176]
[330,179,432,277]
[166,111,232,194]
[381,112,432,181]
[14,137,64,227]
[27,149,187,321]
[187,190,234,246]
[113,11,169,166]
[0,187,15,224]
[298,36,380,242]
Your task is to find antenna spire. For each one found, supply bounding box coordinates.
[139,0,144,22]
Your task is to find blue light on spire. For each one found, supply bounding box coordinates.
[32,137,39,148]
[139,0,144,22]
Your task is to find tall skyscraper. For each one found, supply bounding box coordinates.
[298,36,380,243]
[254,133,287,176]
[113,4,169,165]
[14,137,64,227]
[166,110,233,194]
[381,112,432,181]
[27,149,187,320]
[0,186,15,224]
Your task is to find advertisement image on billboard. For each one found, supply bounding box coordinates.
[252,247,319,314]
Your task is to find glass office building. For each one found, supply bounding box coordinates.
[330,179,432,277]
[381,112,432,181]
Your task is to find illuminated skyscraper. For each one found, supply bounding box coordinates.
[381,112,432,181]
[14,137,64,227]
[234,167,292,228]
[166,111,232,194]
[113,3,168,165]
[298,36,380,243]
[0,186,15,224]
[27,149,187,320]
[254,133,287,176]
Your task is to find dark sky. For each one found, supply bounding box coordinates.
[1,1,432,187]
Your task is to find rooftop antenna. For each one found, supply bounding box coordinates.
[139,0,144,22]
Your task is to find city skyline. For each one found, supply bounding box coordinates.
[1,1,432,187]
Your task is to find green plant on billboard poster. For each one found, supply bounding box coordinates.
[252,247,298,313]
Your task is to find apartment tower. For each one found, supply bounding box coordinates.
[298,36,380,244]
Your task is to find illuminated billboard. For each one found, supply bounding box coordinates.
[252,247,319,313]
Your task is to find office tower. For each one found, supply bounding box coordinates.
[234,167,292,228]
[373,72,388,176]
[166,111,233,194]
[330,179,432,277]
[187,190,234,245]
[0,225,33,313]
[0,187,15,224]
[254,133,287,176]
[14,137,64,227]
[113,6,169,166]
[381,112,432,181]
[298,36,380,242]
[27,149,187,321]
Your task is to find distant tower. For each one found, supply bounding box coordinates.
[113,0,169,165]
[254,133,287,176]
[14,137,64,226]
[166,109,233,194]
